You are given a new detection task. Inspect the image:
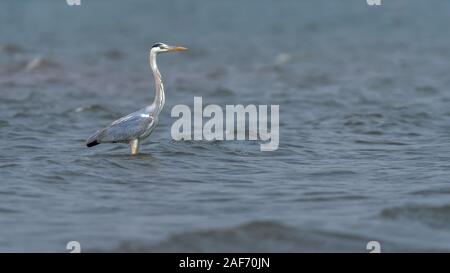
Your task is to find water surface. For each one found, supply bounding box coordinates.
[1,0,450,252]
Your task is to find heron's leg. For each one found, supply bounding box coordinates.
[130,139,140,155]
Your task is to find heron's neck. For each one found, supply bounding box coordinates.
[149,51,165,116]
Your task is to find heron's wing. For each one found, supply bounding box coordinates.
[86,114,154,146]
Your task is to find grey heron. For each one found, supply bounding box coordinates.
[86,43,187,155]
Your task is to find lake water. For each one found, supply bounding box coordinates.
[1,0,450,252]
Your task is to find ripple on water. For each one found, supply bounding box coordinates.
[0,207,20,214]
[415,85,438,95]
[0,43,24,55]
[73,104,112,114]
[102,49,126,61]
[167,139,261,156]
[381,204,450,229]
[410,188,450,197]
[353,139,408,146]
[0,120,9,129]
[0,163,19,168]
[211,87,234,97]
[308,170,357,177]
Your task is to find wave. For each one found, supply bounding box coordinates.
[24,56,61,72]
[101,220,372,253]
[381,204,450,229]
[0,44,24,55]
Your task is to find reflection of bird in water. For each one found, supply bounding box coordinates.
[86,43,187,155]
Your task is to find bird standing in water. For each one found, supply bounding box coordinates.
[86,43,187,155]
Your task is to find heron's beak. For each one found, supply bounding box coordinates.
[168,46,188,52]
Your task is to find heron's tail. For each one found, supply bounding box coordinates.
[86,139,100,147]
[86,131,101,147]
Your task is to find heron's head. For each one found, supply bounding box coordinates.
[151,43,188,54]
